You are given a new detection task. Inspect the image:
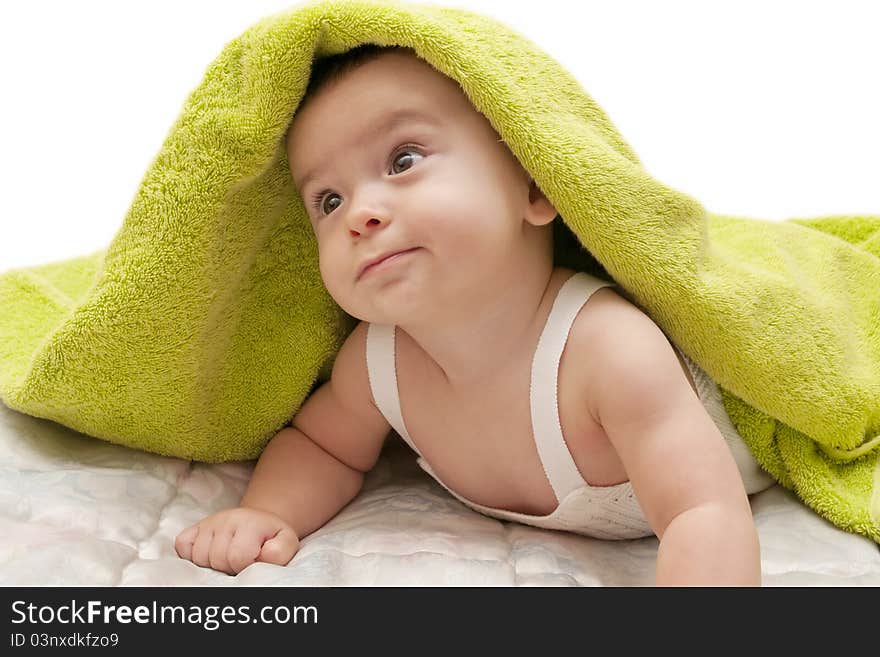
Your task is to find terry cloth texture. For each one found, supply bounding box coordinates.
[1,0,879,541]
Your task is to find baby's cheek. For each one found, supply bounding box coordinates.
[320,273,361,317]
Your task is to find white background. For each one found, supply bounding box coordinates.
[1,0,877,270]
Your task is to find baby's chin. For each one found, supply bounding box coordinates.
[336,288,432,327]
[344,303,423,327]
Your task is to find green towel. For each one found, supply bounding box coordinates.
[1,0,878,542]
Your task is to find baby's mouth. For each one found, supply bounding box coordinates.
[357,247,421,280]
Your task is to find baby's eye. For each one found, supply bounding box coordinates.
[390,146,424,175]
[310,189,342,217]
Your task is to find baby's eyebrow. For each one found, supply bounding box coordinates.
[294,108,438,191]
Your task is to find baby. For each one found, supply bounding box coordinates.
[175,45,775,585]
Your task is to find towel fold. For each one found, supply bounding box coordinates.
[1,0,878,541]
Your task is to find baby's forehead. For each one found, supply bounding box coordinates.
[287,105,447,187]
[287,52,500,175]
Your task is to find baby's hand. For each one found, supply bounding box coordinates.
[175,508,300,575]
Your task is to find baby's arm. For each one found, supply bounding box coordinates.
[175,322,391,574]
[582,293,760,586]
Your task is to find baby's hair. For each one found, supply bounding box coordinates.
[300,43,415,108]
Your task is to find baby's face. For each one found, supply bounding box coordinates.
[286,51,552,324]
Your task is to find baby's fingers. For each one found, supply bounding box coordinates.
[257,528,300,567]
[208,526,236,574]
[227,531,264,574]
[189,525,216,569]
[174,525,199,561]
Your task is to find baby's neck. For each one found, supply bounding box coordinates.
[398,265,572,391]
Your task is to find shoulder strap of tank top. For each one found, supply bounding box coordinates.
[530,272,615,502]
[364,322,421,455]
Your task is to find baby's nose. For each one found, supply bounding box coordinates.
[349,216,383,237]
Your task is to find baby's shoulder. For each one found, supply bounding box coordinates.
[566,281,693,413]
[327,319,380,411]
[564,283,667,389]
[570,283,652,345]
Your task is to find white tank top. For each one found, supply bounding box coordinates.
[365,272,774,540]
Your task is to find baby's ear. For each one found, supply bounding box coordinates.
[525,177,558,227]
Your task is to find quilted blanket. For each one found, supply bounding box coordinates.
[2,404,879,586]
